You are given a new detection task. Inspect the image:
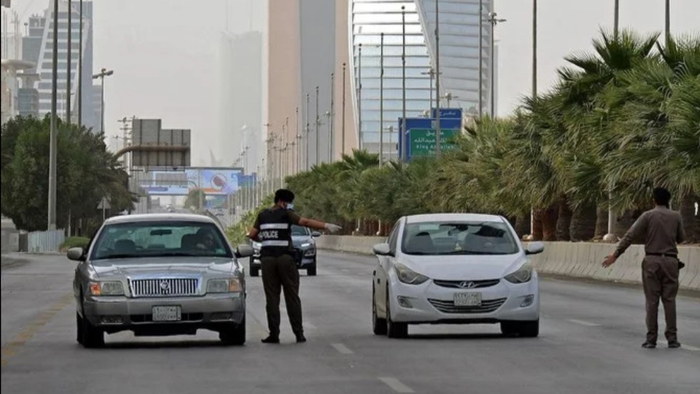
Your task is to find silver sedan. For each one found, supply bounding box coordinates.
[68,213,253,348]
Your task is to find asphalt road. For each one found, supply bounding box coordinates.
[2,251,699,394]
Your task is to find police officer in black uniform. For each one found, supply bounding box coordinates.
[247,189,341,343]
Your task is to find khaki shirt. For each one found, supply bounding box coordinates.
[615,206,686,257]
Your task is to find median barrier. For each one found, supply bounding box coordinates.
[316,235,700,291]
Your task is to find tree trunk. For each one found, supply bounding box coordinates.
[570,203,597,242]
[513,215,531,240]
[532,209,544,241]
[594,204,608,240]
[556,196,572,241]
[680,192,698,243]
[542,204,559,241]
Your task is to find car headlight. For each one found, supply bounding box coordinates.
[394,263,429,285]
[89,281,124,296]
[504,262,533,283]
[301,242,312,248]
[207,278,242,293]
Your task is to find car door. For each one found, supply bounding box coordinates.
[375,219,401,317]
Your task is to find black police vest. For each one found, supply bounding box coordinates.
[257,208,293,257]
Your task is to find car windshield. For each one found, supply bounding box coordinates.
[291,225,311,236]
[401,221,519,256]
[90,221,232,260]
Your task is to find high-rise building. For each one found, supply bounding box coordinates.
[349,0,492,157]
[265,0,494,169]
[22,0,97,130]
[218,31,263,173]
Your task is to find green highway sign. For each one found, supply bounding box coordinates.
[408,128,460,157]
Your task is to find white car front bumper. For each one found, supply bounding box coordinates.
[389,273,539,324]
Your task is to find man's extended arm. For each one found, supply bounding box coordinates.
[613,213,649,258]
[289,211,341,233]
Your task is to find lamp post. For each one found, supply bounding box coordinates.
[66,0,72,125]
[435,0,441,157]
[379,33,384,166]
[357,45,362,152]
[92,68,114,134]
[487,12,506,118]
[478,0,484,117]
[48,0,59,230]
[341,63,346,156]
[78,0,83,128]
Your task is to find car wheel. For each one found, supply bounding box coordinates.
[78,304,105,348]
[219,317,246,346]
[250,268,260,277]
[372,285,387,336]
[386,286,408,339]
[516,319,539,338]
[307,265,317,276]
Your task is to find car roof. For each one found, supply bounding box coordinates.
[104,213,217,225]
[404,213,506,224]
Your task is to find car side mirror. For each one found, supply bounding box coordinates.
[236,244,254,258]
[373,243,392,256]
[67,247,85,261]
[525,242,544,255]
[311,231,322,238]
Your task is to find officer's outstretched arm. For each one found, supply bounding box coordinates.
[298,218,326,230]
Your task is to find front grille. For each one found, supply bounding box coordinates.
[130,278,199,297]
[428,298,507,314]
[433,279,501,289]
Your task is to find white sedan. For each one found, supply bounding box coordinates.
[371,213,544,338]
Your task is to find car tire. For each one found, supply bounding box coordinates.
[516,319,539,338]
[78,306,105,348]
[250,267,260,277]
[219,317,246,346]
[372,285,387,336]
[385,286,408,339]
[307,265,317,276]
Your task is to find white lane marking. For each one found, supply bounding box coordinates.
[378,377,415,393]
[567,319,601,327]
[332,343,354,355]
[658,341,700,352]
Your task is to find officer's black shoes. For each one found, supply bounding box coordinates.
[641,341,656,349]
[668,341,681,349]
[261,335,280,344]
[295,334,307,343]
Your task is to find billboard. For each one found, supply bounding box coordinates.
[137,167,244,196]
[131,119,191,168]
[186,168,241,195]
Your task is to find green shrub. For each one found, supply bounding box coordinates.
[60,236,90,251]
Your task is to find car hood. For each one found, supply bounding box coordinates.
[398,254,527,281]
[292,235,314,247]
[90,256,237,279]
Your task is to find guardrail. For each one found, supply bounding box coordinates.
[27,229,65,253]
[315,236,700,292]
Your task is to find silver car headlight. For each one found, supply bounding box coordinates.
[394,263,429,285]
[89,281,124,296]
[504,262,533,283]
[207,278,242,293]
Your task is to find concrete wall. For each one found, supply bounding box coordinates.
[315,236,700,291]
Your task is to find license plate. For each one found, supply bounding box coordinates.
[454,292,482,306]
[152,306,181,321]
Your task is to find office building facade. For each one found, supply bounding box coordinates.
[22,0,98,130]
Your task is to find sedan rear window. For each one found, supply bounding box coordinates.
[401,221,519,256]
[90,221,232,260]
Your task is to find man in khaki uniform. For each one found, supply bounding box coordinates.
[603,188,686,349]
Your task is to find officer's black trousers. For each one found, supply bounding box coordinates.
[260,254,303,337]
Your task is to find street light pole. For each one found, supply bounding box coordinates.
[357,44,362,151]
[77,0,83,128]
[48,0,59,230]
[330,72,335,160]
[315,86,320,165]
[435,0,441,158]
[342,63,346,156]
[478,0,483,118]
[613,0,619,39]
[487,12,506,118]
[379,33,385,166]
[401,6,406,162]
[295,106,300,172]
[92,68,114,134]
[306,93,310,170]
[665,0,671,45]
[66,0,72,124]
